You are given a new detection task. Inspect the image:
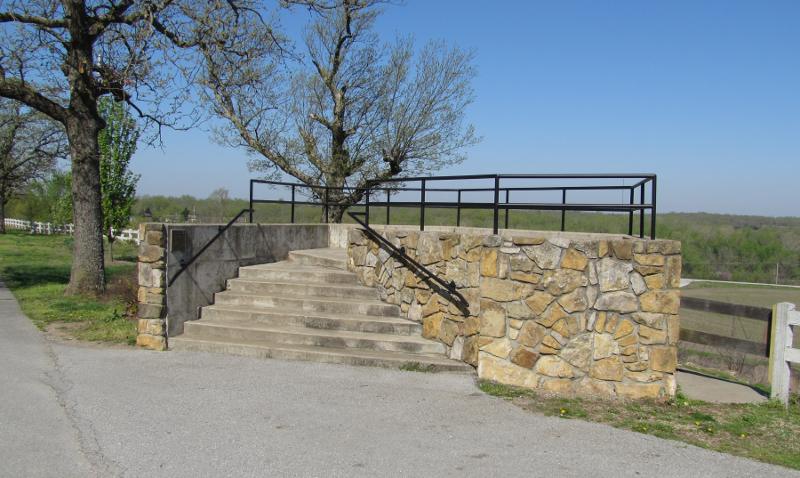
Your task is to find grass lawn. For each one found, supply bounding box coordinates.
[479,380,800,470]
[0,230,138,345]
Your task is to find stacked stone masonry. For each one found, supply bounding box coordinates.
[348,228,682,400]
[136,223,168,350]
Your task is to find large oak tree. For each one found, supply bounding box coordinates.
[0,0,275,294]
[202,0,479,222]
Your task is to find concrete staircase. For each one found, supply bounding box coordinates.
[170,248,470,372]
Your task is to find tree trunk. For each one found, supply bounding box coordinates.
[64,116,105,295]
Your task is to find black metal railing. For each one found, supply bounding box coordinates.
[249,173,657,239]
[348,211,469,314]
[167,208,251,287]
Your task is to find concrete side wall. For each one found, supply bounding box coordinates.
[163,224,330,336]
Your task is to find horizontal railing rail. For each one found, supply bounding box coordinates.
[680,296,774,357]
[249,173,657,238]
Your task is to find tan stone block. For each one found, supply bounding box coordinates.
[667,315,680,345]
[665,255,682,288]
[634,253,665,266]
[138,244,164,263]
[511,347,540,369]
[613,319,634,339]
[594,291,638,313]
[551,319,570,338]
[509,328,519,340]
[415,288,432,304]
[625,361,648,371]
[593,333,616,359]
[523,242,562,270]
[620,345,637,356]
[625,370,663,383]
[611,240,633,260]
[634,265,662,276]
[146,230,163,246]
[640,290,680,314]
[644,273,665,289]
[536,303,568,328]
[638,324,667,344]
[647,241,681,255]
[137,303,163,319]
[604,313,620,334]
[439,319,458,346]
[465,316,481,336]
[593,312,607,333]
[558,288,588,313]
[463,335,479,366]
[480,248,498,277]
[561,248,588,271]
[615,382,662,400]
[539,345,558,355]
[541,335,562,350]
[540,378,574,395]
[535,356,574,378]
[509,271,542,284]
[422,313,444,339]
[480,338,513,359]
[137,286,148,303]
[479,300,506,337]
[518,321,546,347]
[478,352,539,388]
[507,301,532,319]
[575,377,616,399]
[590,356,624,381]
[559,333,592,370]
[422,296,440,317]
[542,269,585,295]
[524,291,555,316]
[513,236,546,246]
[509,318,524,329]
[617,333,638,348]
[631,312,667,329]
[480,277,534,302]
[650,346,677,372]
[598,240,609,258]
[137,318,164,335]
[136,334,166,351]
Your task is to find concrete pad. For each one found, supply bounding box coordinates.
[677,370,767,404]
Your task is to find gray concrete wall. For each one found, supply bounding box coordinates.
[164,224,330,336]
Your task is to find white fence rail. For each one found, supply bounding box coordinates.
[3,218,140,244]
[770,302,800,406]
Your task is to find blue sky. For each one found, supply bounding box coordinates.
[135,1,799,216]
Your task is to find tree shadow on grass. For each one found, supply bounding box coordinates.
[0,264,71,289]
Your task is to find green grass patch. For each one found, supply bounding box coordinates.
[0,230,137,345]
[478,380,800,470]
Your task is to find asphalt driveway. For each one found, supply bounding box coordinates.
[1,283,796,478]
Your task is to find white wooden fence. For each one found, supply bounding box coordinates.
[770,302,800,406]
[3,218,140,244]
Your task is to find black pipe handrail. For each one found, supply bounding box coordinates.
[167,208,252,287]
[249,173,657,238]
[347,211,469,314]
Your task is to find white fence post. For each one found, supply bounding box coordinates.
[3,218,139,244]
[770,302,799,406]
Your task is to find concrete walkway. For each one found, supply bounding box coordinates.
[677,370,767,404]
[1,283,797,477]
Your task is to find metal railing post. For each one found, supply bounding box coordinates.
[324,188,329,224]
[365,187,371,226]
[628,187,634,235]
[650,176,657,239]
[560,189,566,232]
[504,189,510,229]
[456,189,462,227]
[248,180,254,223]
[492,176,500,234]
[420,179,426,231]
[639,184,645,238]
[290,185,295,224]
[386,189,391,225]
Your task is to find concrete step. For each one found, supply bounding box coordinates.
[182,320,446,354]
[169,336,472,372]
[214,292,401,317]
[226,278,378,301]
[238,263,359,285]
[201,305,422,335]
[288,248,348,270]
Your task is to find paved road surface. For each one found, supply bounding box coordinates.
[1,283,797,478]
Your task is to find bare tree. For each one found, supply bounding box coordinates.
[0,0,279,294]
[0,99,66,233]
[202,0,479,222]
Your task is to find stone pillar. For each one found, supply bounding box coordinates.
[136,223,167,350]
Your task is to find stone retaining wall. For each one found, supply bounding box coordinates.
[348,227,682,400]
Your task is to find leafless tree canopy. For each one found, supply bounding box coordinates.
[0,99,66,232]
[202,0,479,220]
